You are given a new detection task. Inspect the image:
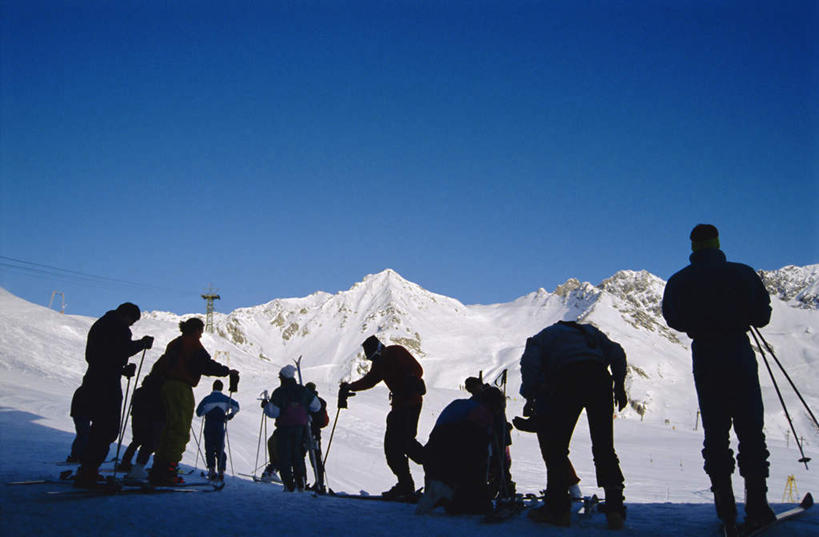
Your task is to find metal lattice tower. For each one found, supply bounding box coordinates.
[201,285,221,333]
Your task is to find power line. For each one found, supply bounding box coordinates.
[0,255,190,296]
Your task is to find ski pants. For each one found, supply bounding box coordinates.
[537,362,624,507]
[154,379,194,465]
[267,430,279,467]
[79,381,121,469]
[276,425,307,488]
[123,406,164,466]
[424,421,491,514]
[693,335,769,483]
[204,426,227,473]
[385,404,425,486]
[70,416,92,461]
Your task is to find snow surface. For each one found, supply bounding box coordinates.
[1,270,818,536]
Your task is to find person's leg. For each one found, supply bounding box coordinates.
[384,408,413,492]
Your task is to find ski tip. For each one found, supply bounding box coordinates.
[800,492,813,509]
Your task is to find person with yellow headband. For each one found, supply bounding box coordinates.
[662,224,774,535]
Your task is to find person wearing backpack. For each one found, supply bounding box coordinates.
[304,382,329,489]
[519,320,628,529]
[261,365,320,492]
[339,335,426,500]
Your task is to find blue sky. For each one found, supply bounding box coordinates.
[1,1,816,317]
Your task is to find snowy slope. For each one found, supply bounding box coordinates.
[1,268,818,536]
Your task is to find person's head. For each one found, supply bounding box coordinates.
[305,382,317,394]
[179,317,205,338]
[477,386,506,415]
[464,376,485,396]
[690,224,720,252]
[279,364,297,382]
[213,379,224,392]
[362,335,383,360]
[115,302,141,325]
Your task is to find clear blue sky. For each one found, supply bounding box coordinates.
[1,1,817,317]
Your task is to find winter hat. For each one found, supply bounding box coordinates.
[116,302,141,322]
[279,364,297,379]
[362,335,383,359]
[690,224,720,252]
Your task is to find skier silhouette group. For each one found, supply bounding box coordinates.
[66,224,780,534]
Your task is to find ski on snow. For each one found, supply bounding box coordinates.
[734,493,814,537]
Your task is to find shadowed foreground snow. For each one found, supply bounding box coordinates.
[1,408,817,537]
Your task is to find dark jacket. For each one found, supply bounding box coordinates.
[519,321,627,401]
[348,345,424,408]
[158,335,229,388]
[264,378,321,427]
[662,249,771,341]
[82,310,144,387]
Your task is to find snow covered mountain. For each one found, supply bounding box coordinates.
[3,265,818,437]
[1,266,818,537]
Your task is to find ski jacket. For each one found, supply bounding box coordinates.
[662,249,771,341]
[264,378,320,427]
[130,356,170,420]
[519,321,627,401]
[158,335,230,388]
[82,310,145,386]
[347,345,425,408]
[433,398,496,435]
[196,390,240,434]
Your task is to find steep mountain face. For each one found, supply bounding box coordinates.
[758,264,819,309]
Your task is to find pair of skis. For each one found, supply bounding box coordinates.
[722,493,814,537]
[8,475,224,496]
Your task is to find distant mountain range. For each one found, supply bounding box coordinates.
[2,264,817,439]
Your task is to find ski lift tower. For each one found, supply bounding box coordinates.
[201,285,220,333]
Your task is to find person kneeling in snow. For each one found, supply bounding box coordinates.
[416,387,507,515]
[196,379,240,481]
[261,365,320,492]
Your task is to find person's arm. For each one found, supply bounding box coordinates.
[195,396,208,417]
[747,268,772,328]
[661,276,686,332]
[347,360,383,392]
[263,400,280,419]
[519,333,547,400]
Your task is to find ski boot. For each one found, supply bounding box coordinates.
[149,460,184,486]
[600,488,627,530]
[415,480,454,514]
[382,480,415,500]
[73,465,105,489]
[528,490,571,527]
[125,462,148,482]
[741,479,775,533]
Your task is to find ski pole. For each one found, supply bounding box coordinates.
[225,389,236,477]
[752,327,819,429]
[193,417,204,472]
[322,407,341,468]
[189,420,206,468]
[254,390,268,478]
[750,328,811,469]
[114,347,147,477]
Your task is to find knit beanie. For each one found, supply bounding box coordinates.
[362,335,383,359]
[279,364,297,379]
[690,224,720,252]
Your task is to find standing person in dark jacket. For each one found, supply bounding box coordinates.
[149,318,239,485]
[339,335,426,499]
[262,365,320,492]
[196,379,240,481]
[118,356,169,481]
[519,320,628,529]
[73,303,154,488]
[304,382,329,490]
[662,224,775,531]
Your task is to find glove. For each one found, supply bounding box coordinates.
[122,363,136,378]
[522,398,536,417]
[614,384,628,412]
[260,398,269,409]
[140,336,154,350]
[229,369,240,392]
[337,382,355,409]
